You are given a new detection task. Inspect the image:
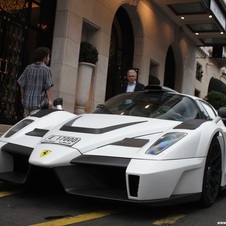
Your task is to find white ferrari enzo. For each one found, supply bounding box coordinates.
[1,85,226,207]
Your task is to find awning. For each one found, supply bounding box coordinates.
[153,0,226,47]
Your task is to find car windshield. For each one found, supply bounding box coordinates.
[93,91,198,121]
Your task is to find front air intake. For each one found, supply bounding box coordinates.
[129,175,140,197]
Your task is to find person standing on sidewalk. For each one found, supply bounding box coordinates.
[17,47,54,117]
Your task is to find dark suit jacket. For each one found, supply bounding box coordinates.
[120,81,145,93]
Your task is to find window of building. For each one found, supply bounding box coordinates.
[196,62,203,81]
[149,60,160,85]
[195,89,200,97]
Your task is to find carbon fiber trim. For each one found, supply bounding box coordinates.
[174,119,208,130]
[71,155,131,167]
[25,128,49,137]
[2,143,33,156]
[60,120,147,134]
[111,138,149,147]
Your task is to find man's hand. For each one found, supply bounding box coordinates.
[48,99,52,109]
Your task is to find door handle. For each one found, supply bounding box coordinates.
[4,59,8,74]
[0,58,8,74]
[0,58,2,73]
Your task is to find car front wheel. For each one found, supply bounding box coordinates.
[200,136,222,207]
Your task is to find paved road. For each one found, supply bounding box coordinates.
[0,180,226,226]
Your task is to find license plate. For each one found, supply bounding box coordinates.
[42,135,80,146]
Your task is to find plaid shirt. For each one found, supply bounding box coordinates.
[17,62,54,110]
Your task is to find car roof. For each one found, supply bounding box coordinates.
[143,85,207,102]
[143,85,178,93]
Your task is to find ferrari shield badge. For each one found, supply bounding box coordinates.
[40,150,52,157]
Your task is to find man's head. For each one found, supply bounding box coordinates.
[127,69,137,84]
[34,47,50,65]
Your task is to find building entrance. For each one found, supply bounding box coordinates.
[105,7,134,100]
[0,14,25,124]
[164,46,176,89]
[0,0,56,125]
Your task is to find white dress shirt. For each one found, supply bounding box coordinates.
[126,81,136,92]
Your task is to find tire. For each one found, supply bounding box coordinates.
[200,136,222,207]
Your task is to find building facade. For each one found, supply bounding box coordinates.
[1,0,226,125]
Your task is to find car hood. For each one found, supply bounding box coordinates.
[42,113,182,153]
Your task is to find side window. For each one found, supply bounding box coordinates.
[197,101,217,119]
[172,97,198,121]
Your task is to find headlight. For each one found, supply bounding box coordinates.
[4,119,34,138]
[146,132,187,155]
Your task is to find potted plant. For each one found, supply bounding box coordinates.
[75,41,99,114]
[79,41,98,64]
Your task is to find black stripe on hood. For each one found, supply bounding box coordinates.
[25,128,49,137]
[111,138,149,147]
[174,119,208,130]
[60,118,147,134]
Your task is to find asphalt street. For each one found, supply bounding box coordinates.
[0,181,226,226]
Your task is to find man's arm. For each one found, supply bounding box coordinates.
[20,87,24,104]
[46,87,52,109]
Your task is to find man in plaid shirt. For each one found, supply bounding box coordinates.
[17,47,54,117]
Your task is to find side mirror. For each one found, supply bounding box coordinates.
[53,98,63,110]
[218,107,226,125]
[218,107,226,118]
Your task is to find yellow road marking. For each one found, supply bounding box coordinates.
[152,214,186,225]
[30,209,126,226]
[0,190,23,198]
[0,189,186,226]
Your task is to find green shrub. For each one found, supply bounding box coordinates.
[79,41,98,64]
[149,75,160,85]
[207,91,226,110]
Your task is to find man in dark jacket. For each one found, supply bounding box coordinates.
[120,69,144,93]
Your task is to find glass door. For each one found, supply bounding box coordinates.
[0,14,25,124]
